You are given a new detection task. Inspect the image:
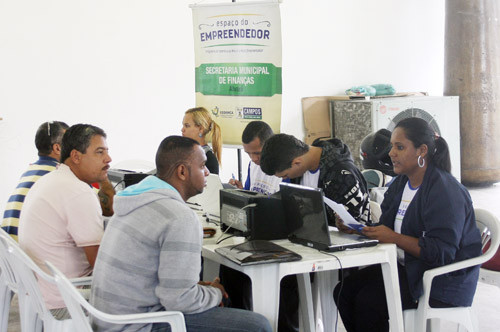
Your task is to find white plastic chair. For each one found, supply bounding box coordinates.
[0,271,12,332]
[369,200,382,223]
[479,267,500,288]
[0,230,19,332]
[45,261,186,332]
[479,242,500,288]
[362,169,386,189]
[403,208,500,332]
[0,231,91,332]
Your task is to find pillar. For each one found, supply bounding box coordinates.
[444,0,500,185]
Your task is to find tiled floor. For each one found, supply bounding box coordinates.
[6,184,500,332]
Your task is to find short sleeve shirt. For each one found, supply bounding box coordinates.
[19,163,104,309]
[394,181,419,265]
[244,162,282,195]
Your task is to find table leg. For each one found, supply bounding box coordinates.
[297,273,314,332]
[246,265,281,332]
[315,270,338,332]
[380,250,404,332]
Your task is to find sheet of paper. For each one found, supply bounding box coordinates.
[323,197,365,232]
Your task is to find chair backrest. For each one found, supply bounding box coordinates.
[0,229,19,292]
[369,200,382,223]
[46,262,187,332]
[0,230,57,321]
[45,262,93,332]
[362,169,386,189]
[0,230,19,332]
[475,208,500,262]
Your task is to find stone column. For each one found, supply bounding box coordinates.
[444,0,500,185]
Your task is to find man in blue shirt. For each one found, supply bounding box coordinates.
[2,121,68,241]
[229,121,283,195]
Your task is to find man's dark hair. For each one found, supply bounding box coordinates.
[241,121,274,145]
[156,136,200,180]
[260,133,309,175]
[35,121,69,156]
[60,124,106,163]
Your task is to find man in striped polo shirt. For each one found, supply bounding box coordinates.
[1,121,68,241]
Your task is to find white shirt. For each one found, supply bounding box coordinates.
[394,181,419,265]
[300,168,321,188]
[245,161,282,195]
[19,163,104,309]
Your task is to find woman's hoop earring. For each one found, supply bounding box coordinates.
[418,155,425,168]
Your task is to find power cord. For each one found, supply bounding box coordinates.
[113,179,125,190]
[319,249,344,332]
[216,203,256,244]
[204,215,220,226]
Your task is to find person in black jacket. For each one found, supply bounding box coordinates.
[260,133,371,225]
[258,133,370,332]
[334,117,482,332]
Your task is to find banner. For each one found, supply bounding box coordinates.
[191,1,282,145]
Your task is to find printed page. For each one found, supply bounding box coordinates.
[323,197,365,232]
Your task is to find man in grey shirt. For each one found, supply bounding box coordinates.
[90,136,271,332]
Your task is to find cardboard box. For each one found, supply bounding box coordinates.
[302,96,348,144]
[302,93,428,144]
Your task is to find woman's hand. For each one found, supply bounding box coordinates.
[335,213,357,234]
[335,219,355,234]
[362,225,421,257]
[362,225,398,243]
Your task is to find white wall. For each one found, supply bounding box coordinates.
[0,0,445,210]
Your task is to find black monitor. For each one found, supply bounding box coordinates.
[219,189,288,240]
[107,169,151,189]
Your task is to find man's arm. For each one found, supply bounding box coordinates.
[157,209,222,313]
[98,178,115,217]
[83,245,100,267]
[323,170,370,225]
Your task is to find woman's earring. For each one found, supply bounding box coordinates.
[198,133,203,137]
[418,155,425,168]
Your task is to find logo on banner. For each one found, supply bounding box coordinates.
[220,110,234,118]
[211,106,262,120]
[243,107,262,119]
[211,106,219,117]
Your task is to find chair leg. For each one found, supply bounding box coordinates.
[18,294,42,332]
[0,286,13,332]
[403,309,419,332]
[456,311,477,332]
[428,318,440,332]
[470,309,480,332]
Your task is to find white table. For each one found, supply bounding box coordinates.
[202,237,404,332]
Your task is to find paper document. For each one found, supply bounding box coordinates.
[323,197,365,232]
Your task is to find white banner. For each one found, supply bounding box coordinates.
[191,1,282,145]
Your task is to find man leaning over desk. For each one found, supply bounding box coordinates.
[224,121,297,332]
[260,133,371,226]
[229,120,282,195]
